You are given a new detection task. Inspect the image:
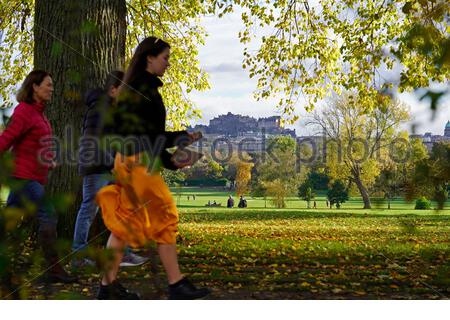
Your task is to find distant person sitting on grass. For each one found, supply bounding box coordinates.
[227,195,234,208]
[238,196,247,208]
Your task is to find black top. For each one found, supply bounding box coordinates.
[110,71,189,170]
[78,88,116,176]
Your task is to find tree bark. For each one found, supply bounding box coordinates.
[353,171,372,209]
[34,0,126,236]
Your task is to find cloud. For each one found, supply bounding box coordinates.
[204,63,243,73]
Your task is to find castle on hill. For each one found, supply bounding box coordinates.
[189,112,296,137]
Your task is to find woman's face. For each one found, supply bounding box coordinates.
[32,76,53,103]
[146,47,171,77]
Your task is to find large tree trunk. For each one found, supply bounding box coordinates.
[34,0,126,237]
[352,170,372,209]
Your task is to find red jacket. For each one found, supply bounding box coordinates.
[0,101,54,185]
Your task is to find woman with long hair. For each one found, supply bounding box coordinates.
[96,37,209,299]
[0,70,76,283]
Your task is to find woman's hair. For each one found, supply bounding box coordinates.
[104,70,124,91]
[16,70,52,104]
[121,36,170,87]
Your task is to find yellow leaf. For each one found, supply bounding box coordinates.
[301,282,310,287]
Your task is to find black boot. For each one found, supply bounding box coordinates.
[168,278,211,300]
[45,258,78,283]
[97,280,140,300]
[39,226,77,284]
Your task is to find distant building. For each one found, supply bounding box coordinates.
[189,112,296,138]
[188,113,297,155]
[410,121,450,151]
[445,120,450,137]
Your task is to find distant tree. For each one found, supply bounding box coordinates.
[308,93,410,209]
[235,160,253,196]
[183,158,224,181]
[411,142,450,209]
[327,181,349,209]
[263,179,288,208]
[162,169,186,187]
[306,171,330,191]
[298,181,316,209]
[207,159,224,180]
[373,135,428,209]
[222,155,239,188]
[374,166,399,209]
[415,197,431,210]
[254,136,305,208]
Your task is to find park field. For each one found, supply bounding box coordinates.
[172,186,450,211]
[4,187,450,299]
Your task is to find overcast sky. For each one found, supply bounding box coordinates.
[190,10,450,136]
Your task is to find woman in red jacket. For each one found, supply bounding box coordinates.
[0,70,76,283]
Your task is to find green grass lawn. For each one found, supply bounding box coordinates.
[171,186,450,212]
[172,208,449,299]
[5,186,450,299]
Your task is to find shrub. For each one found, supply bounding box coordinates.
[414,197,431,210]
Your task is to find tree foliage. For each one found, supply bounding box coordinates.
[235,160,253,196]
[254,135,304,207]
[209,0,450,121]
[0,0,210,128]
[183,157,224,180]
[327,180,349,208]
[161,169,186,187]
[410,141,450,209]
[297,180,315,208]
[306,170,330,190]
[263,179,289,208]
[308,92,410,208]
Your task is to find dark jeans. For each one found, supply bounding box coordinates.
[6,178,57,232]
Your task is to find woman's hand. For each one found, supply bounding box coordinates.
[49,160,58,170]
[171,148,203,169]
